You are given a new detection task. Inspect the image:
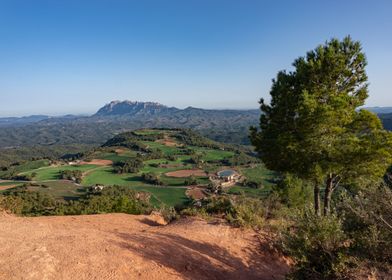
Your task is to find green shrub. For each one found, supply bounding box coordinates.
[113,158,144,174]
[339,185,392,264]
[141,172,163,185]
[60,170,83,183]
[283,208,352,279]
[0,186,151,216]
[184,175,198,186]
[225,196,265,229]
[274,174,313,209]
[0,190,58,216]
[158,204,178,223]
[196,196,266,229]
[204,196,234,214]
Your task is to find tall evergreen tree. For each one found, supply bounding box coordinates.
[251,36,392,215]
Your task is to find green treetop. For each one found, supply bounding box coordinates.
[251,36,392,215]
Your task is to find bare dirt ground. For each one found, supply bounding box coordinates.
[186,187,207,200]
[0,184,17,191]
[156,138,180,147]
[0,213,290,280]
[80,159,113,166]
[115,148,127,154]
[166,169,207,178]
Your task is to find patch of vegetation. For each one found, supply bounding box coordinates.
[282,209,351,279]
[141,172,164,185]
[24,164,98,181]
[60,170,83,183]
[0,185,151,216]
[1,128,276,209]
[249,37,392,278]
[113,158,144,174]
[182,195,267,229]
[0,159,50,179]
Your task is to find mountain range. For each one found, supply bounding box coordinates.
[2,100,392,149]
[0,101,260,148]
[363,107,392,114]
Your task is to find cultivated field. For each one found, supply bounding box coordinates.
[165,169,207,178]
[0,129,275,207]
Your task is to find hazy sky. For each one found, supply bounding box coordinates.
[1,0,391,116]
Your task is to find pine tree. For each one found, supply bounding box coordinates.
[251,36,392,215]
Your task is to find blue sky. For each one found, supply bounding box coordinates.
[0,0,391,116]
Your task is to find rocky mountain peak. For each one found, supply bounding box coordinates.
[94,100,176,116]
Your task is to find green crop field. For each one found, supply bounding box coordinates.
[239,165,277,186]
[133,129,162,135]
[25,164,99,181]
[0,129,278,208]
[142,141,179,155]
[82,166,150,187]
[129,186,188,207]
[0,159,50,178]
[190,147,235,161]
[90,151,136,162]
[141,163,189,174]
[28,180,87,200]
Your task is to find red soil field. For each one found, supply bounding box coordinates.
[79,159,113,166]
[156,138,180,147]
[0,185,16,191]
[186,188,207,200]
[165,169,207,178]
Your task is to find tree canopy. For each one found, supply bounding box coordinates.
[251,36,392,215]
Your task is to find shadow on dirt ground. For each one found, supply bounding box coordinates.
[113,231,290,280]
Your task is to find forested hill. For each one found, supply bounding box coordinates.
[379,113,392,130]
[0,101,260,148]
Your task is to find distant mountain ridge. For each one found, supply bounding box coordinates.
[1,101,392,149]
[0,115,50,127]
[363,107,392,114]
[94,100,178,116]
[0,100,260,147]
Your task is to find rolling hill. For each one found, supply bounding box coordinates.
[0,128,274,209]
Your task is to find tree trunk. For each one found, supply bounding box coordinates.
[314,184,321,216]
[323,173,333,216]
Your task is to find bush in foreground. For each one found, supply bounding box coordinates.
[182,195,266,229]
[282,208,352,280]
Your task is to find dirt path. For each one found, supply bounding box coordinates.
[0,184,17,191]
[0,213,290,280]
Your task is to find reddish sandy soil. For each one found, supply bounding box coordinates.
[79,159,113,166]
[0,185,16,191]
[115,149,126,154]
[186,188,207,200]
[0,213,290,280]
[156,138,180,147]
[166,169,207,178]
